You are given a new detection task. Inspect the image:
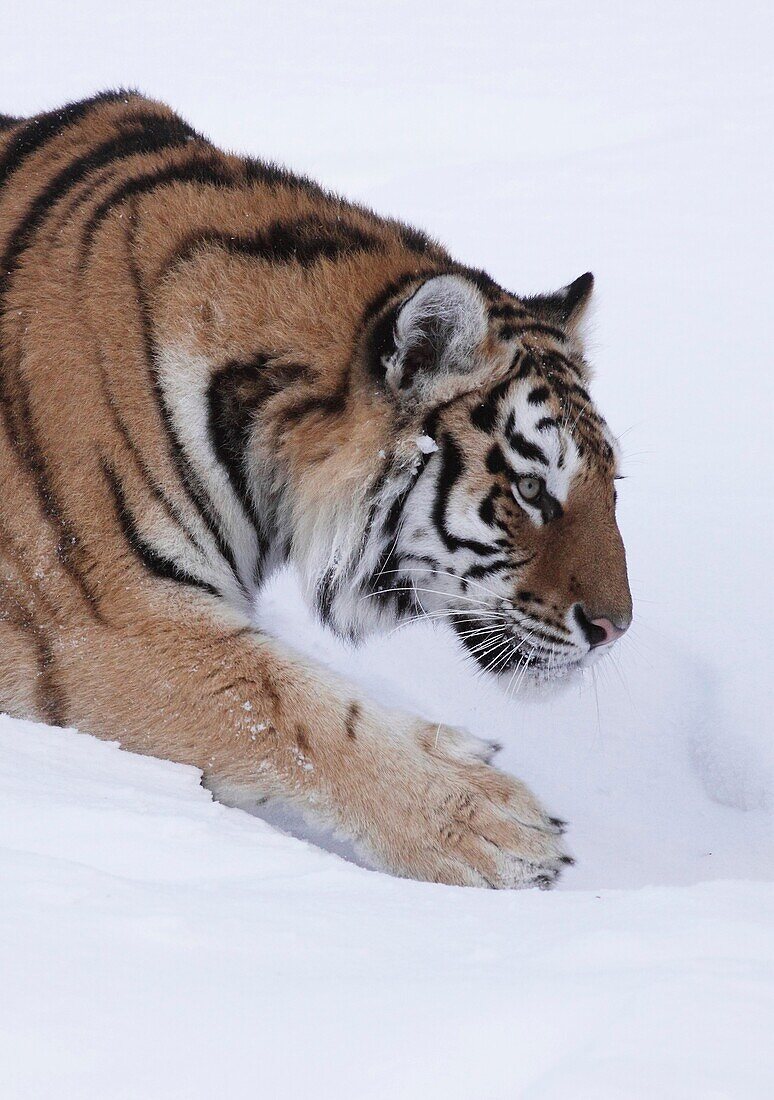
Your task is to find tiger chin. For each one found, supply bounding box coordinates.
[0,93,631,890]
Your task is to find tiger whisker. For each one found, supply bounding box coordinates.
[477,636,515,678]
[504,631,541,697]
[508,651,535,700]
[487,638,519,677]
[364,588,557,644]
[359,584,499,610]
[591,663,602,738]
[369,564,511,603]
[384,608,505,638]
[454,625,510,645]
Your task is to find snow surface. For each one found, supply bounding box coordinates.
[1,1,772,1096]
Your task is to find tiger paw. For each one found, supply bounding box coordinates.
[358,720,571,889]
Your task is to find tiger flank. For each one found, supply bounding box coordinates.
[0,94,632,888]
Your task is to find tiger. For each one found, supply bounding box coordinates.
[0,92,632,889]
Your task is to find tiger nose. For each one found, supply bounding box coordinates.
[590,617,629,647]
[574,606,630,648]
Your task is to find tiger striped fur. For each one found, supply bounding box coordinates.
[0,92,632,888]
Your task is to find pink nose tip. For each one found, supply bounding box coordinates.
[591,617,629,647]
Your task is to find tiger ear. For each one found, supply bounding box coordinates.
[381,274,489,408]
[524,271,594,336]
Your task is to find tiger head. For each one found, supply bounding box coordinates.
[316,269,632,689]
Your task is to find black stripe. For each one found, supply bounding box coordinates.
[242,155,327,196]
[164,217,384,280]
[463,558,511,580]
[454,619,572,671]
[364,538,415,619]
[358,464,392,546]
[500,320,567,341]
[489,302,527,321]
[33,627,67,726]
[0,114,20,131]
[102,460,219,596]
[539,491,563,524]
[455,266,502,298]
[360,460,431,614]
[344,702,361,740]
[0,91,124,193]
[535,416,558,432]
[46,163,119,229]
[512,351,532,379]
[315,568,338,625]
[281,374,349,425]
[469,375,514,435]
[208,356,269,521]
[486,443,508,476]
[102,377,210,560]
[79,155,236,270]
[0,576,68,726]
[470,399,498,434]
[452,619,508,664]
[542,349,579,377]
[433,436,499,557]
[0,112,195,300]
[506,429,549,466]
[207,355,308,532]
[396,222,436,255]
[516,621,573,648]
[400,552,441,573]
[361,272,426,326]
[379,437,434,544]
[242,162,437,266]
[120,205,246,587]
[381,490,407,539]
[366,298,401,378]
[477,484,504,529]
[0,368,103,617]
[527,385,550,406]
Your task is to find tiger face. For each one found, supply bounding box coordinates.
[336,269,632,688]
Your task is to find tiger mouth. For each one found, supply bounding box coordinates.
[451,612,584,680]
[457,628,586,683]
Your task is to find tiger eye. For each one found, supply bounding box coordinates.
[516,476,542,502]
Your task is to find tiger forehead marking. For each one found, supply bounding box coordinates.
[471,342,620,521]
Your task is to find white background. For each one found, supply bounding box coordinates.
[1,2,772,1097]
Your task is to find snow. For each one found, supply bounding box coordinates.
[3,718,772,1099]
[415,433,439,455]
[1,1,772,1096]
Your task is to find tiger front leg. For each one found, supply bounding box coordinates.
[276,706,572,889]
[68,615,570,889]
[194,641,571,890]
